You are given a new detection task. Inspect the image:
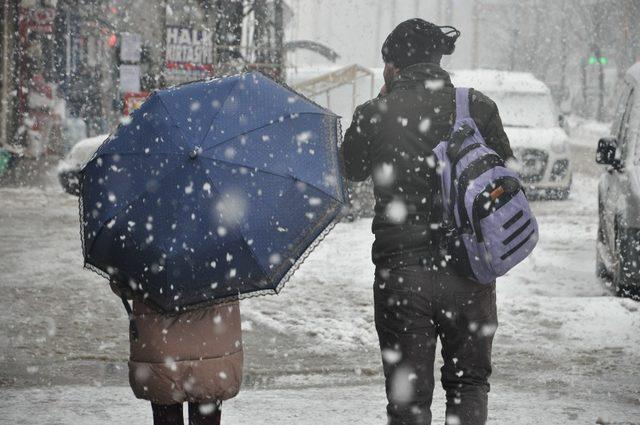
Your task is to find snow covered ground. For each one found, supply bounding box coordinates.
[2,381,638,425]
[1,121,639,424]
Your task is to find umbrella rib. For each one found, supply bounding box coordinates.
[141,93,192,152]
[92,151,184,158]
[197,78,243,147]
[199,173,272,284]
[85,163,186,259]
[201,156,344,204]
[94,98,192,160]
[155,94,195,149]
[200,111,335,154]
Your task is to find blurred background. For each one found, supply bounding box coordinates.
[0,0,638,179]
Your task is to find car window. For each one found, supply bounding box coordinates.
[612,84,632,140]
[618,88,635,161]
[487,92,557,128]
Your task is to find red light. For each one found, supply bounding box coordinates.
[110,6,118,14]
[108,34,117,47]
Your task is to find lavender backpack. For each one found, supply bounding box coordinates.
[432,88,539,284]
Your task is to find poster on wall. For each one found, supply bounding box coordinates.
[164,26,215,84]
[19,7,56,34]
[119,65,141,93]
[123,92,149,116]
[120,32,142,63]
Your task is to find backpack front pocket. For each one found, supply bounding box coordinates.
[473,178,538,276]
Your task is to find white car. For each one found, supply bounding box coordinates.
[57,134,108,195]
[452,70,572,199]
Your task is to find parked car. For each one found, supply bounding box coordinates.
[57,134,108,195]
[596,63,640,299]
[452,70,572,199]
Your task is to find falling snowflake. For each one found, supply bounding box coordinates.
[386,200,408,224]
[373,163,395,187]
[382,348,402,364]
[419,118,431,134]
[308,197,322,206]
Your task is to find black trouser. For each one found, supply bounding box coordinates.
[374,266,498,425]
[151,402,221,425]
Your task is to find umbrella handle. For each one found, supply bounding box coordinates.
[120,296,139,341]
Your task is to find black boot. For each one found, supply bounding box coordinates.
[151,403,184,425]
[188,401,221,425]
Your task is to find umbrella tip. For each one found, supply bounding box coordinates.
[189,147,202,160]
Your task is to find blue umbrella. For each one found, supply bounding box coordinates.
[79,72,346,311]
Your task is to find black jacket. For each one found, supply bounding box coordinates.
[340,63,513,269]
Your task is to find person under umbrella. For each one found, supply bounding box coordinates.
[110,277,240,425]
[79,72,345,424]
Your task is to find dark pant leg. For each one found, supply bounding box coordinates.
[434,274,497,425]
[374,267,437,425]
[151,403,184,425]
[188,401,221,425]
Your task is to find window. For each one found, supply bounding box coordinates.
[618,89,635,163]
[488,92,557,129]
[612,84,632,142]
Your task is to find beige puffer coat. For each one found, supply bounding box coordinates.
[127,300,243,405]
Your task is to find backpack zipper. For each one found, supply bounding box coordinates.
[471,176,521,243]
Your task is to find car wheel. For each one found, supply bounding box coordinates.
[596,240,611,281]
[596,200,613,284]
[58,171,80,196]
[612,219,638,299]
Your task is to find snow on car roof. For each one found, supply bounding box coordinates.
[450,69,551,95]
[74,134,110,149]
[59,134,110,171]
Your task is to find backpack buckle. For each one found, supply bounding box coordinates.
[446,124,476,159]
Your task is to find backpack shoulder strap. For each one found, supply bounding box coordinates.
[455,87,471,121]
[448,88,476,160]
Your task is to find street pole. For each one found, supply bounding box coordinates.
[581,57,588,116]
[559,1,568,103]
[595,46,605,121]
[0,0,13,147]
[274,0,284,81]
[161,0,167,86]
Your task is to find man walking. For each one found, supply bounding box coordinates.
[341,19,513,425]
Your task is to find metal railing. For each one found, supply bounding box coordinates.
[292,64,375,113]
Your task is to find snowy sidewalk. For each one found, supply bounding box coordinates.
[1,382,637,425]
[1,133,640,423]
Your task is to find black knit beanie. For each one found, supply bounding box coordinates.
[382,19,460,69]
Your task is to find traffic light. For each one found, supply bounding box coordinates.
[588,55,608,66]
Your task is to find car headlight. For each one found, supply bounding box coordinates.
[550,139,567,154]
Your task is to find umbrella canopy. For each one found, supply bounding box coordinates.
[80,72,346,311]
